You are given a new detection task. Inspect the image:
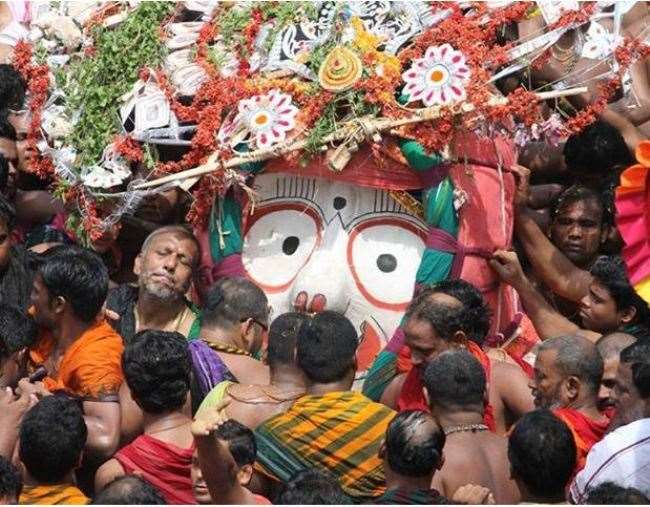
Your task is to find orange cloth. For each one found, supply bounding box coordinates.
[19,484,88,504]
[554,408,610,473]
[29,320,124,400]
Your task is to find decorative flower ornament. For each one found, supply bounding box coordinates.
[318,46,363,92]
[402,43,471,107]
[581,21,622,60]
[219,89,298,150]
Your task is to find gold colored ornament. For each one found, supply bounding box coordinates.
[318,46,363,92]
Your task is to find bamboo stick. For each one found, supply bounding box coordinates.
[134,86,588,190]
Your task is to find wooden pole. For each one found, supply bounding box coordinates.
[134,86,587,190]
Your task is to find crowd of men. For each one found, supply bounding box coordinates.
[0,27,650,505]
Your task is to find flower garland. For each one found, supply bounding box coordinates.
[12,41,55,179]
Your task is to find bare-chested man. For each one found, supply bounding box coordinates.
[424,350,520,504]
[107,226,201,444]
[375,280,533,435]
[188,277,270,413]
[197,311,307,428]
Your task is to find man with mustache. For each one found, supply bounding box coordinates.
[570,340,650,502]
[530,335,609,474]
[106,225,201,343]
[380,280,534,435]
[596,331,638,412]
[106,225,201,444]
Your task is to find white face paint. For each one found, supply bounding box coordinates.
[242,173,427,373]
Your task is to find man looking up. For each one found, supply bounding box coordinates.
[197,311,307,428]
[189,277,270,411]
[106,225,201,342]
[424,350,520,504]
[508,409,577,504]
[571,340,650,501]
[253,311,395,503]
[376,410,447,504]
[109,226,200,443]
[95,330,195,504]
[531,335,609,472]
[23,246,123,461]
[595,331,638,412]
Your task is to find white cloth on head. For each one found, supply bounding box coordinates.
[570,417,650,503]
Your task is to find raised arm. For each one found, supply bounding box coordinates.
[489,250,581,340]
[515,207,593,303]
[191,400,255,505]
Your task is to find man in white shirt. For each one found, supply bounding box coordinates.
[570,340,650,503]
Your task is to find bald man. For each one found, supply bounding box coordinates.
[596,332,637,412]
[530,335,609,473]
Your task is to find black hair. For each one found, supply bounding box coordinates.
[267,312,310,368]
[0,304,37,359]
[19,396,88,483]
[563,120,633,176]
[39,246,108,323]
[551,184,610,225]
[0,455,22,501]
[619,340,650,398]
[296,311,358,384]
[424,350,486,410]
[584,481,649,504]
[122,330,191,414]
[92,475,167,505]
[0,195,35,311]
[0,115,16,142]
[425,279,492,344]
[537,335,604,396]
[0,65,26,111]
[385,410,445,478]
[276,469,350,505]
[405,293,470,344]
[0,193,16,230]
[25,225,75,250]
[202,277,268,328]
[0,154,9,192]
[214,419,256,467]
[590,256,649,325]
[508,409,576,500]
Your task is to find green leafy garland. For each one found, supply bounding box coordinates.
[62,2,174,168]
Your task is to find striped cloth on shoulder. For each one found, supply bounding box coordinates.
[255,391,394,502]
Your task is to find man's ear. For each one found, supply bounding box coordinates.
[237,464,253,486]
[453,330,467,347]
[52,295,66,316]
[619,306,637,325]
[565,376,580,401]
[600,224,610,245]
[423,386,430,408]
[133,253,143,276]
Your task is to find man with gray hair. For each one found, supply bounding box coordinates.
[106,225,201,343]
[530,335,609,473]
[106,225,201,444]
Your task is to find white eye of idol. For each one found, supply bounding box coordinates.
[348,220,425,310]
[243,207,321,290]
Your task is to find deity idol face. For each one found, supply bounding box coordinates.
[242,173,427,372]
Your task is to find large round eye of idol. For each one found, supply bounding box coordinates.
[242,203,322,293]
[347,218,426,311]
